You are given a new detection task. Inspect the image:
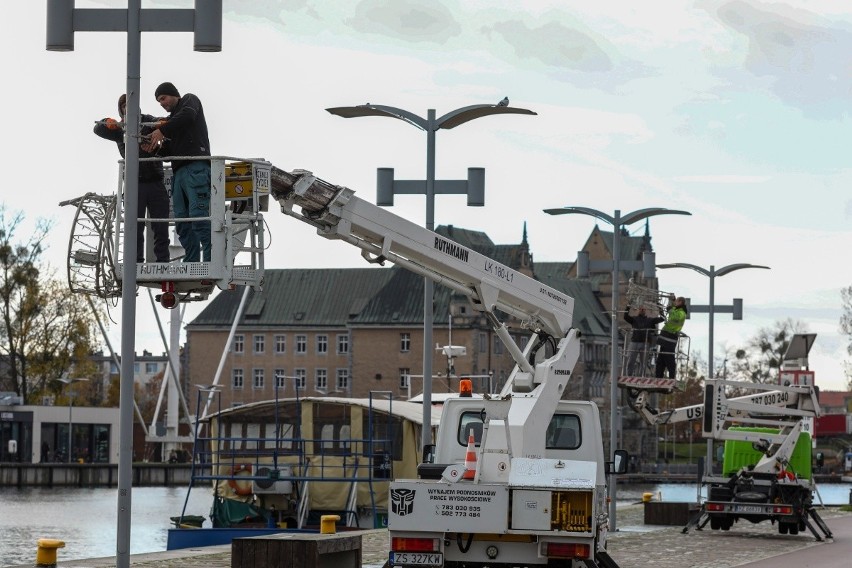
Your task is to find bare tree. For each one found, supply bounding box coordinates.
[729,318,809,385]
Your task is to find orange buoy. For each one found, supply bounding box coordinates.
[227,464,253,496]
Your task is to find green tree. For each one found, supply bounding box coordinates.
[729,318,809,385]
[0,206,102,403]
[28,280,103,404]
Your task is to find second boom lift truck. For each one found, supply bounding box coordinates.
[619,333,832,541]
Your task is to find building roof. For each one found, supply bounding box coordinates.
[598,227,651,261]
[351,267,453,326]
[188,268,394,328]
[436,225,525,268]
[535,262,609,337]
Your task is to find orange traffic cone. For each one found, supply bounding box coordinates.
[463,429,477,480]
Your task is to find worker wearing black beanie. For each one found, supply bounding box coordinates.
[154,81,180,99]
[145,81,211,263]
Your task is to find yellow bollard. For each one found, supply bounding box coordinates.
[320,514,341,534]
[642,492,654,503]
[36,538,65,567]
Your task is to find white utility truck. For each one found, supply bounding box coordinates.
[265,167,627,568]
[619,333,833,541]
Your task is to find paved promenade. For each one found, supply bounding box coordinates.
[24,505,852,568]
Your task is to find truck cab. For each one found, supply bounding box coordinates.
[425,397,606,480]
[390,384,621,568]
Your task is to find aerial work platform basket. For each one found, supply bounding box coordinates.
[61,156,270,306]
[617,280,689,395]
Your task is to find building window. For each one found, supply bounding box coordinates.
[134,362,140,373]
[296,335,307,354]
[145,362,158,374]
[317,335,328,354]
[294,368,306,390]
[336,369,349,390]
[337,334,349,354]
[253,368,264,389]
[400,333,411,352]
[234,334,244,354]
[274,369,286,390]
[316,368,328,390]
[253,334,265,354]
[520,335,529,350]
[232,369,244,389]
[399,368,410,389]
[494,336,503,355]
[479,333,487,353]
[275,335,286,354]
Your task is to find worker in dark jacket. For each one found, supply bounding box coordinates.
[144,82,211,263]
[624,306,665,376]
[94,94,170,263]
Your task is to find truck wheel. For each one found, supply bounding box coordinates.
[779,523,788,535]
[710,517,720,530]
[789,524,799,536]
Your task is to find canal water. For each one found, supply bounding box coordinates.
[1,483,849,566]
[0,486,210,566]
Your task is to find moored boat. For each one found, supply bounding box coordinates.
[168,392,436,549]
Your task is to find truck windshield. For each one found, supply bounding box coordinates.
[457,412,581,450]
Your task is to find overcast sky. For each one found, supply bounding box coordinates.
[4,1,851,390]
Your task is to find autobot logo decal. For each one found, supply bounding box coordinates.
[391,488,416,516]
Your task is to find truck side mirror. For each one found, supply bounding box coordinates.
[607,449,629,475]
[422,444,435,464]
[815,452,824,468]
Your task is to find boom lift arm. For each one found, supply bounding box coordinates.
[626,379,819,476]
[268,167,581,460]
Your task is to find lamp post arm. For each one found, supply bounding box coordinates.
[436,105,537,130]
[657,262,711,277]
[543,207,615,226]
[716,264,771,277]
[325,104,427,130]
[620,208,691,227]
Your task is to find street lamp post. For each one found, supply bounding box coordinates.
[58,377,89,463]
[328,101,536,452]
[657,262,769,477]
[46,3,221,566]
[544,206,690,531]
